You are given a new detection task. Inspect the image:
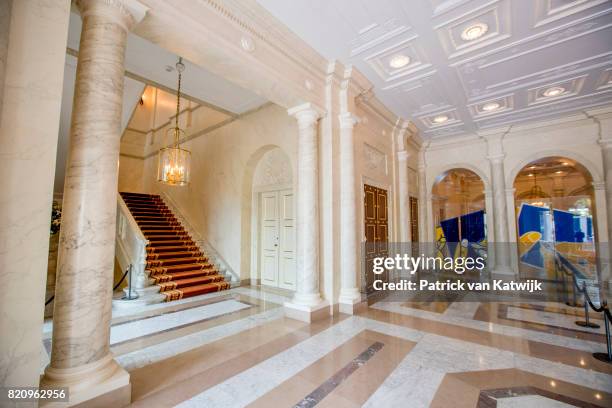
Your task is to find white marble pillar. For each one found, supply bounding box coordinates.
[338,112,361,312]
[285,103,328,322]
[484,189,495,268]
[599,141,612,285]
[0,0,71,391]
[397,150,410,242]
[41,0,146,405]
[417,151,428,245]
[488,154,513,274]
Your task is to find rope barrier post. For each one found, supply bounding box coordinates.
[565,269,581,308]
[593,307,612,364]
[575,281,600,329]
[121,264,139,301]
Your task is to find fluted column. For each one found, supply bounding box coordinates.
[488,154,512,274]
[338,113,360,312]
[285,103,327,321]
[42,0,146,403]
[397,150,410,242]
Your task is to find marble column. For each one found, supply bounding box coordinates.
[285,103,328,322]
[484,189,495,268]
[488,154,513,274]
[397,150,410,242]
[0,0,71,391]
[599,141,612,284]
[41,0,146,405]
[417,151,428,245]
[338,112,361,313]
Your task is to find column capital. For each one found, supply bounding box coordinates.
[505,187,516,195]
[592,181,606,190]
[397,150,410,161]
[599,138,612,150]
[288,102,326,128]
[76,0,149,31]
[338,112,359,129]
[487,153,505,164]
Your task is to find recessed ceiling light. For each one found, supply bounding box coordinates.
[461,23,488,41]
[482,102,501,112]
[528,174,534,177]
[543,86,565,97]
[562,162,570,166]
[389,54,410,69]
[432,115,449,124]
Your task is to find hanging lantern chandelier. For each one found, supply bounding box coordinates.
[158,57,191,186]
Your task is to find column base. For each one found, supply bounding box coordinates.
[284,299,330,323]
[491,265,516,277]
[338,288,364,315]
[41,354,130,407]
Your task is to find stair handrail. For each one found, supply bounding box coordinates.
[115,194,150,290]
[160,191,238,283]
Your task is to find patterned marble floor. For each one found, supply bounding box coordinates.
[40,286,612,407]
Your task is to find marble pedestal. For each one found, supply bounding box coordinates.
[40,355,130,407]
[284,300,330,323]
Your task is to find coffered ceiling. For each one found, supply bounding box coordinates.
[256,0,612,138]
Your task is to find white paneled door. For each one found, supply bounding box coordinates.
[259,189,296,290]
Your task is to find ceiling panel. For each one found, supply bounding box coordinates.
[257,0,612,138]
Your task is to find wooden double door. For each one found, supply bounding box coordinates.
[364,184,388,294]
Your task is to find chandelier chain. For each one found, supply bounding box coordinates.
[174,57,183,144]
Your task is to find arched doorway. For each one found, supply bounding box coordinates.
[513,156,597,283]
[250,147,296,290]
[431,168,487,266]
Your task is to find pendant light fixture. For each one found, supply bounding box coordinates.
[157,57,191,186]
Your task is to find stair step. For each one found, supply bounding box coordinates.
[147,256,207,267]
[153,269,219,282]
[149,238,195,247]
[138,221,181,227]
[142,229,185,235]
[147,236,190,243]
[158,262,215,272]
[158,274,225,290]
[160,281,230,301]
[147,245,199,253]
[148,251,204,260]
[120,192,160,199]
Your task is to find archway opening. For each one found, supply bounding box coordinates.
[513,156,597,283]
[432,168,487,266]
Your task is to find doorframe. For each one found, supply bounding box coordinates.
[250,182,293,286]
[360,176,394,293]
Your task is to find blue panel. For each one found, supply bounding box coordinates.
[460,210,485,243]
[518,204,549,237]
[440,217,459,258]
[553,210,576,243]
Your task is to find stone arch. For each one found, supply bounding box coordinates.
[428,163,490,195]
[506,149,602,187]
[240,144,294,280]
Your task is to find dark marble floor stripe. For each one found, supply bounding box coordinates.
[293,341,384,408]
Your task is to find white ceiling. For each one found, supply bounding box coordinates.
[66,12,267,115]
[256,0,612,138]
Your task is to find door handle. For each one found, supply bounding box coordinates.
[274,244,278,247]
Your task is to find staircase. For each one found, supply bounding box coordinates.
[120,192,230,301]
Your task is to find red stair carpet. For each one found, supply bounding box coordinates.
[120,192,230,301]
